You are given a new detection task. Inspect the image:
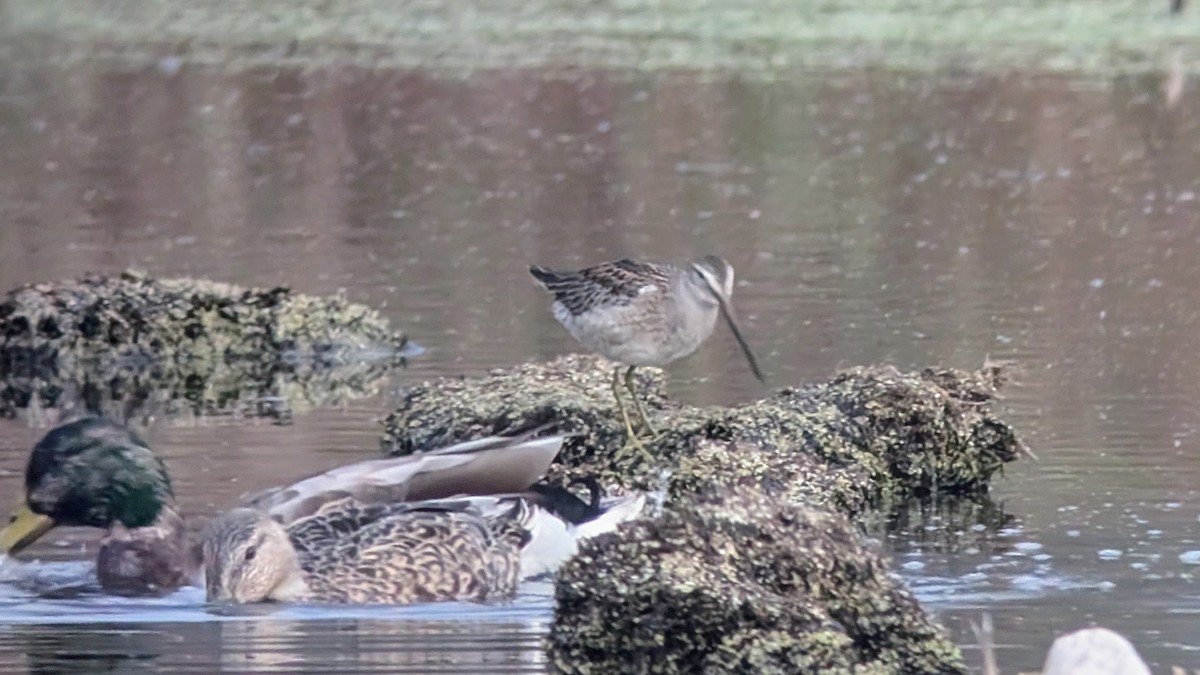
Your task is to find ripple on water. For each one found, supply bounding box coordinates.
[0,566,557,673]
[0,560,558,626]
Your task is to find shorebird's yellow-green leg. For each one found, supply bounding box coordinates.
[624,366,659,437]
[612,366,654,463]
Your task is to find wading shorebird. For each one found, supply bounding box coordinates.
[529,255,765,456]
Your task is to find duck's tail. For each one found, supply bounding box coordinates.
[518,491,646,580]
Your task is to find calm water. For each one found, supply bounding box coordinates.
[2,52,1200,673]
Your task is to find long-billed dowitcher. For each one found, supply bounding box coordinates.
[529,255,764,455]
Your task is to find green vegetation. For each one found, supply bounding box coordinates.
[3,0,1197,76]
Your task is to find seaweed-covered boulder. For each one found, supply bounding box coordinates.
[382,354,665,459]
[381,354,1022,510]
[0,270,414,421]
[379,356,1021,673]
[548,489,966,674]
[670,437,874,517]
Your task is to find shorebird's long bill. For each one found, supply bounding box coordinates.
[713,294,766,383]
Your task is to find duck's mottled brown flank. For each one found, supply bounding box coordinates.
[293,499,526,604]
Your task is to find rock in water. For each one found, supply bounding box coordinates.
[1042,627,1151,675]
[0,270,411,420]
[382,355,1024,508]
[548,489,966,675]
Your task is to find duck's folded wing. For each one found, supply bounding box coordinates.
[283,489,646,581]
[285,495,524,560]
[240,434,565,524]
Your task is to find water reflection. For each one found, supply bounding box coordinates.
[0,579,554,673]
[17,627,165,675]
[204,619,546,674]
[3,619,546,674]
[0,350,409,427]
[1,50,1200,672]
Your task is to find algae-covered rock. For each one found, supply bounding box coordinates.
[671,438,874,517]
[381,354,1022,509]
[382,354,673,481]
[0,270,412,421]
[763,363,1021,497]
[547,489,966,675]
[380,356,1021,673]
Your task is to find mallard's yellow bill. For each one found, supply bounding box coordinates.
[0,503,55,555]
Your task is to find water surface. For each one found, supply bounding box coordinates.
[2,56,1200,672]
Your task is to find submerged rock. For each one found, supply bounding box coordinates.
[381,354,1022,515]
[0,270,413,421]
[547,489,966,675]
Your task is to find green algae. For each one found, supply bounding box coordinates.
[3,0,1198,78]
[0,270,412,421]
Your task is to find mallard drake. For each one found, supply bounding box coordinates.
[1,417,643,602]
[0,417,192,596]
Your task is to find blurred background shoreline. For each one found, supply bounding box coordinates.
[4,0,1199,77]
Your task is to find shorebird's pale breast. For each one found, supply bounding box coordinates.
[550,289,719,367]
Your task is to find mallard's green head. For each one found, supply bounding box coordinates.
[0,417,175,555]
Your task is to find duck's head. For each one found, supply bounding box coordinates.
[0,417,176,556]
[202,507,307,603]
